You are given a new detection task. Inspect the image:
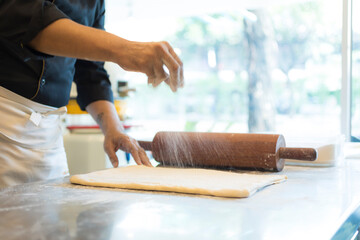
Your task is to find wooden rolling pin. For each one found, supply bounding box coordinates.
[138,132,317,172]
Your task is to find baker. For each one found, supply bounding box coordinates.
[0,0,184,188]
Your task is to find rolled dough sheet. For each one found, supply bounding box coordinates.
[70,166,287,198]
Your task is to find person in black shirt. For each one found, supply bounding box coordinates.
[0,0,184,188]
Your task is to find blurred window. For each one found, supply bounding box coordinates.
[352,0,360,141]
[105,0,342,138]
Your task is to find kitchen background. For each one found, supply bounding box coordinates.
[64,0,360,172]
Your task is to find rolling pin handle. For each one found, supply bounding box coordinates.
[137,140,153,151]
[279,147,318,161]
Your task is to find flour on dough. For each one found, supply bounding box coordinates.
[70,165,287,198]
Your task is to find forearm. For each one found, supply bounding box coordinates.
[29,18,183,91]
[85,100,123,135]
[28,18,127,64]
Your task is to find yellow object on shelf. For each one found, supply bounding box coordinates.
[66,98,127,120]
[67,99,87,114]
[114,99,127,121]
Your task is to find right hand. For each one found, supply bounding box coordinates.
[103,129,152,168]
[115,41,184,92]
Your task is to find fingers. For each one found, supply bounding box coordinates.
[147,62,169,88]
[131,150,153,167]
[132,139,153,167]
[161,48,181,92]
[147,42,183,92]
[131,144,153,167]
[140,151,153,167]
[148,77,155,86]
[104,135,152,168]
[167,45,184,88]
[153,69,169,88]
[104,143,119,168]
[130,149,142,166]
[151,62,169,88]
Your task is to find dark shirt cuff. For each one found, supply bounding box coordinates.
[76,82,114,111]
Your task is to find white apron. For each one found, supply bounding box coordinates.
[0,86,69,188]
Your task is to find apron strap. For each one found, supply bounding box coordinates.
[29,106,67,126]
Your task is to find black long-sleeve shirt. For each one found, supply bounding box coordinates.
[0,0,113,109]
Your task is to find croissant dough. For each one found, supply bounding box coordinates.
[70,165,287,198]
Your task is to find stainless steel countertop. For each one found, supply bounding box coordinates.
[1,160,360,240]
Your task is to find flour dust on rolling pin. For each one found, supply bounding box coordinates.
[154,131,230,168]
[140,132,317,172]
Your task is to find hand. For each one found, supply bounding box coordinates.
[115,41,184,92]
[103,130,152,168]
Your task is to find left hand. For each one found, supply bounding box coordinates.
[103,130,152,168]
